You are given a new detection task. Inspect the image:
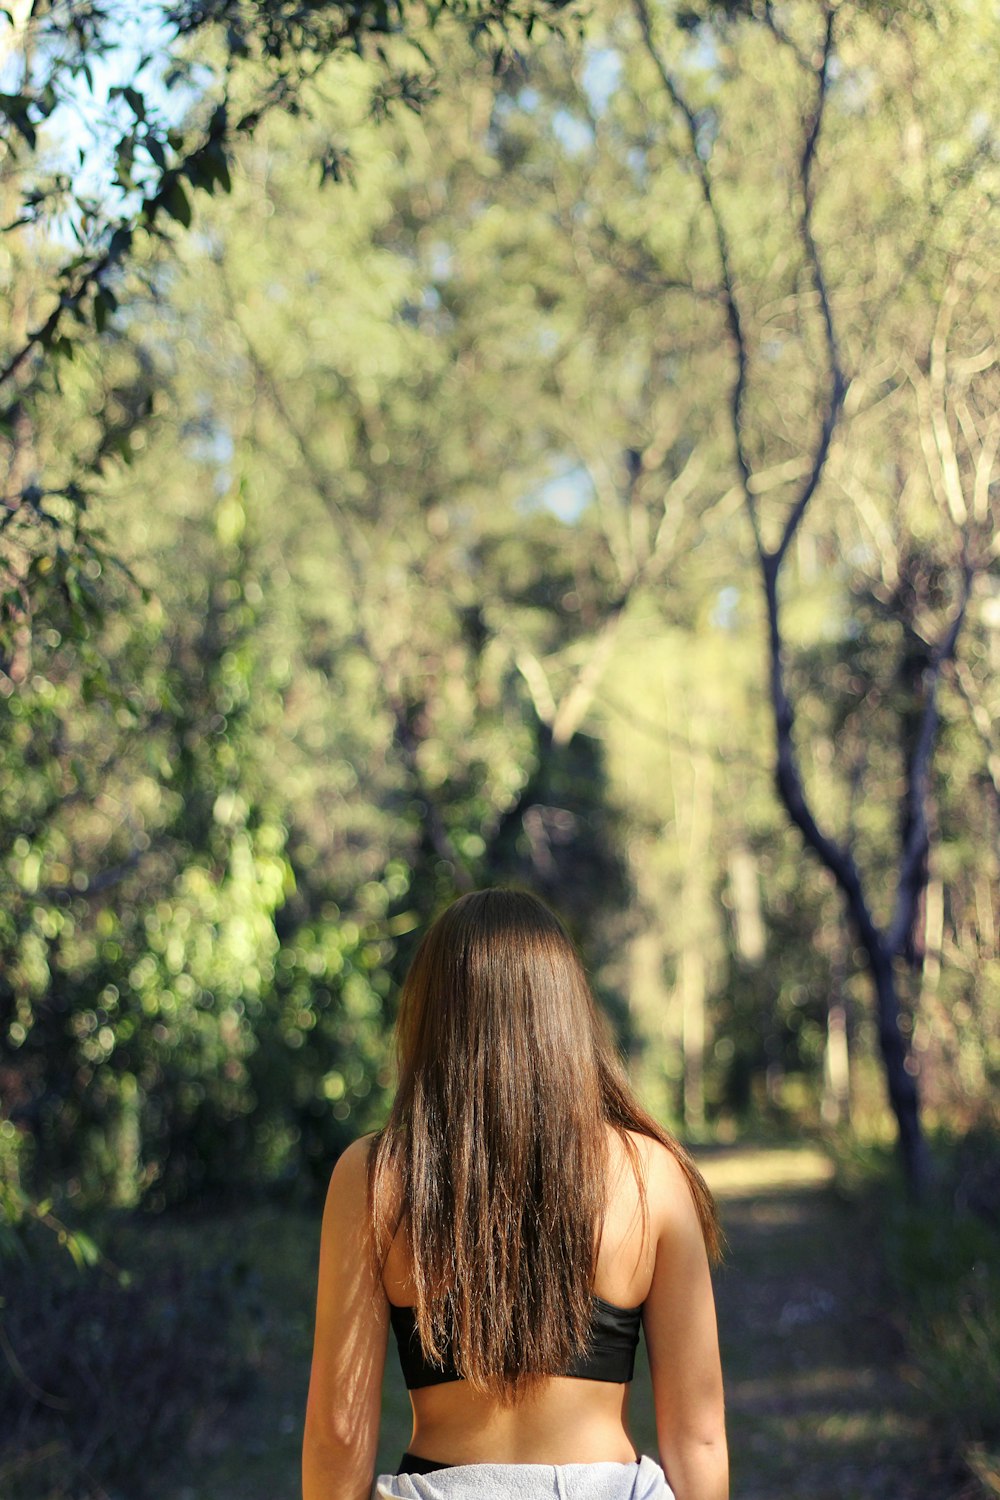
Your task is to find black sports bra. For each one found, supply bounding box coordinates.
[389,1294,643,1389]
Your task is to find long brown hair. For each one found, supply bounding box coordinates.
[367,887,720,1404]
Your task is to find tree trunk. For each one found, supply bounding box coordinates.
[681,945,706,1133]
[821,1000,850,1127]
[869,940,933,1195]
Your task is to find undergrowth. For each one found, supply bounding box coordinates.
[0,1210,253,1500]
[833,1122,1000,1499]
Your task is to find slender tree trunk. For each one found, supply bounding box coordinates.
[633,0,978,1195]
[869,940,933,1194]
[821,929,850,1126]
[765,551,939,1195]
[0,9,37,690]
[821,1001,849,1126]
[681,945,706,1133]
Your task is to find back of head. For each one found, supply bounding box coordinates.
[394,886,605,1162]
[368,887,718,1403]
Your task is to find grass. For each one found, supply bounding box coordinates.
[700,1144,947,1500]
[135,1205,660,1496]
[22,1135,995,1500]
[832,1130,1000,1498]
[149,1141,945,1500]
[136,1203,320,1500]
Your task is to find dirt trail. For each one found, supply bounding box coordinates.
[697,1144,954,1500]
[151,1142,963,1500]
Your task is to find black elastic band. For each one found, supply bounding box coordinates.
[397,1451,454,1474]
[397,1452,642,1474]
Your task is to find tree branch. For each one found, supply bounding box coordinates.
[771,5,846,571]
[633,2,893,969]
[760,550,880,950]
[631,0,761,555]
[887,565,974,956]
[232,297,473,889]
[949,656,1000,814]
[550,594,629,746]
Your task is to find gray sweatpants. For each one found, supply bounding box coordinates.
[374,1456,674,1500]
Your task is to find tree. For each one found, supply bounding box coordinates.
[628,0,999,1191]
[5,0,998,1220]
[1,0,582,691]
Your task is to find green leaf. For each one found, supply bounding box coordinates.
[94,287,112,333]
[114,134,137,191]
[0,92,36,149]
[162,178,192,227]
[65,1230,100,1270]
[108,226,134,260]
[123,87,146,120]
[192,141,233,196]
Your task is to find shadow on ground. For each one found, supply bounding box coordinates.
[699,1144,962,1500]
[147,1143,966,1500]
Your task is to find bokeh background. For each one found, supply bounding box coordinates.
[1,2,998,1497]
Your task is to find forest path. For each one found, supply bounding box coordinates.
[150,1142,960,1500]
[695,1143,953,1500]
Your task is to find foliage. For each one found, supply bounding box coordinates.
[0,0,583,367]
[0,390,403,1205]
[1,9,997,1496]
[2,34,635,1210]
[0,0,585,708]
[834,1124,1000,1492]
[2,0,999,1220]
[0,1211,248,1500]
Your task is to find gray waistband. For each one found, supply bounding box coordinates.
[373,1455,674,1500]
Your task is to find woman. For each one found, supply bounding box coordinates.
[303,888,727,1500]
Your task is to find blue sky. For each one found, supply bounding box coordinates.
[1,2,205,231]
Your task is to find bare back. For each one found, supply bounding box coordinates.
[380,1125,669,1466]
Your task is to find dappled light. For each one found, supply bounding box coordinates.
[1,0,998,1496]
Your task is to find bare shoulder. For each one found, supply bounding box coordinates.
[333,1130,376,1173]
[624,1130,706,1240]
[329,1131,407,1255]
[325,1132,377,1205]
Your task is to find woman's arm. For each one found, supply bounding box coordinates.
[303,1134,389,1500]
[642,1144,728,1500]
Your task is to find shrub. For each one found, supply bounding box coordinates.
[836,1124,1000,1497]
[0,1212,250,1500]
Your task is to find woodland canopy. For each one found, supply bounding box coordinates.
[1,0,997,1279]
